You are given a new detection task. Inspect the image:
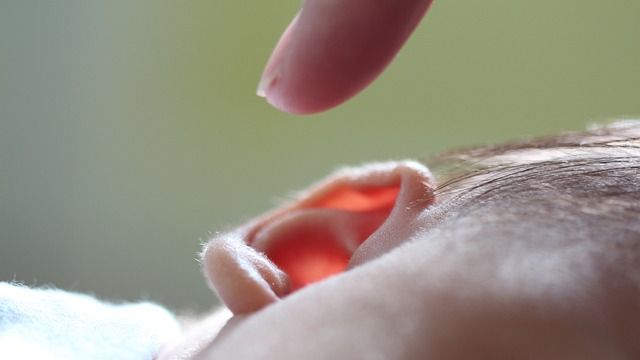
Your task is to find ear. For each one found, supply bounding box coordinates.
[202,161,435,315]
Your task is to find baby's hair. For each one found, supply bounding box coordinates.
[431,120,639,200]
[423,120,640,243]
[433,120,640,163]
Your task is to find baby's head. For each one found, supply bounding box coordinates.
[168,121,640,359]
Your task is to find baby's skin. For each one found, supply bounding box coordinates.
[159,131,640,359]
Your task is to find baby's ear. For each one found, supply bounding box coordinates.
[202,161,435,315]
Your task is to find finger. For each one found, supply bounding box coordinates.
[257,0,434,115]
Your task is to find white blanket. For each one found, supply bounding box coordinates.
[0,282,180,360]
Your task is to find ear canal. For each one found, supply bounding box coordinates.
[202,161,434,315]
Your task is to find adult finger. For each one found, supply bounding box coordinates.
[257,0,434,115]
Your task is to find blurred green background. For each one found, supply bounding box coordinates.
[1,1,639,312]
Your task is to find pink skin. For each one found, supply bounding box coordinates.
[257,0,434,114]
[157,160,639,359]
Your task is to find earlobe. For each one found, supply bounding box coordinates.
[202,234,290,315]
[202,161,435,315]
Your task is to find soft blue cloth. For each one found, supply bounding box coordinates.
[0,282,180,360]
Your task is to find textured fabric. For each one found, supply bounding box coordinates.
[0,282,180,360]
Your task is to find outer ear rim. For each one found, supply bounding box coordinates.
[348,161,435,268]
[245,160,435,242]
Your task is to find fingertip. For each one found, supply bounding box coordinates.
[257,0,434,115]
[256,11,308,114]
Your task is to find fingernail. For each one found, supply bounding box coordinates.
[256,12,300,105]
[256,69,276,99]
